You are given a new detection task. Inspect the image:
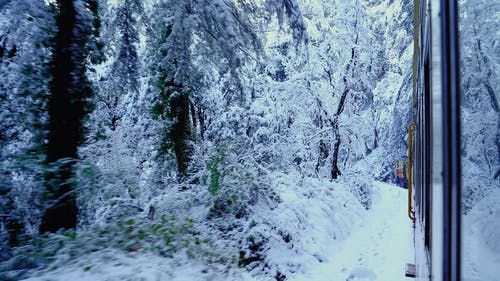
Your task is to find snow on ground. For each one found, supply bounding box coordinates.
[21,181,414,281]
[289,182,414,281]
[21,249,255,281]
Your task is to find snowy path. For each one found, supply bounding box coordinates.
[292,182,415,281]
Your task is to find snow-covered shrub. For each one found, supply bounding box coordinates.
[75,155,144,227]
[347,178,373,210]
[0,214,231,280]
[341,161,377,210]
[237,173,365,279]
[0,151,50,261]
[194,144,279,219]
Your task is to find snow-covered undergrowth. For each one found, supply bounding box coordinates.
[1,172,367,281]
[20,248,255,281]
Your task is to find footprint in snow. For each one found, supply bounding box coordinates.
[346,267,377,281]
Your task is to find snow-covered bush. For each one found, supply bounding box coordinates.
[76,146,145,227]
[0,214,227,280]
[189,143,279,219]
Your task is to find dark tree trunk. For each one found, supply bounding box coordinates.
[315,139,329,173]
[197,106,205,141]
[170,90,193,176]
[330,83,352,179]
[331,120,342,179]
[46,0,79,163]
[40,0,90,233]
[330,23,359,180]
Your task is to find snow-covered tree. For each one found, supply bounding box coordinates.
[0,0,55,259]
[247,0,390,180]
[147,0,262,175]
[107,0,142,98]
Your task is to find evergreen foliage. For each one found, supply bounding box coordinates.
[0,0,55,259]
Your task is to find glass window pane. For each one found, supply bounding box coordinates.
[459,1,500,280]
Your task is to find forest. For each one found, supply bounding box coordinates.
[0,0,498,280]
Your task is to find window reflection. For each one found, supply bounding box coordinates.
[459,0,500,280]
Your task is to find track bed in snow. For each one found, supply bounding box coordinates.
[291,182,415,281]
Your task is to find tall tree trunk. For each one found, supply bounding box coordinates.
[197,106,206,141]
[330,84,349,179]
[40,0,90,233]
[331,119,342,179]
[169,90,193,176]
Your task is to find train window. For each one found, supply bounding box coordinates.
[458,1,500,280]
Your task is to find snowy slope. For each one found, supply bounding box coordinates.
[21,249,256,281]
[21,181,413,281]
[288,182,414,281]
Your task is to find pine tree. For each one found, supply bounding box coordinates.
[113,0,141,90]
[148,0,262,176]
